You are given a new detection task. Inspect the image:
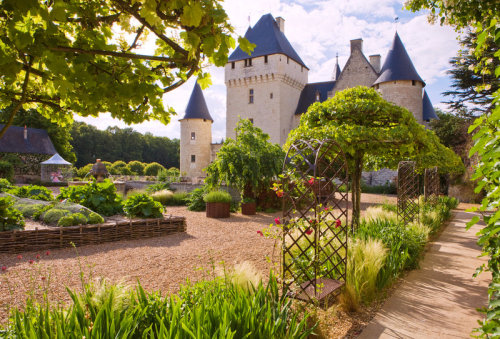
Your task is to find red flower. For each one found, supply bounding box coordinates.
[335,219,342,228]
[36,254,40,259]
[257,230,263,236]
[1,266,6,271]
[29,260,34,264]
[308,178,314,185]
[276,190,284,198]
[17,255,22,260]
[324,207,330,211]
[45,251,50,256]
[305,228,313,235]
[274,217,281,225]
[41,276,46,281]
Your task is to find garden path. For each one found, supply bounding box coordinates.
[358,208,490,338]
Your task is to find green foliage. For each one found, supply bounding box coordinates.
[57,180,123,216]
[146,182,171,193]
[0,196,24,231]
[204,190,232,203]
[1,274,313,338]
[57,213,87,227]
[361,181,396,195]
[109,161,127,175]
[127,161,145,175]
[43,209,69,225]
[15,203,45,219]
[123,194,163,219]
[187,187,207,211]
[0,178,13,192]
[76,164,93,178]
[8,185,53,201]
[88,212,104,225]
[144,162,165,176]
[0,160,13,182]
[152,190,188,206]
[205,119,284,199]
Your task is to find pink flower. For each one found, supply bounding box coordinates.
[36,254,40,259]
[17,255,22,260]
[257,230,263,236]
[276,190,284,198]
[308,178,314,185]
[274,217,281,225]
[45,251,50,256]
[324,207,330,211]
[1,266,6,271]
[309,219,316,225]
[305,228,313,235]
[335,219,342,228]
[29,260,34,264]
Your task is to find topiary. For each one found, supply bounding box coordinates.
[71,213,87,225]
[0,196,25,231]
[110,161,127,175]
[144,162,165,176]
[43,208,69,224]
[88,212,104,224]
[127,161,145,175]
[8,185,53,201]
[123,193,163,219]
[57,215,75,227]
[0,161,14,182]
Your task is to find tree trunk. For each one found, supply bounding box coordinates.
[351,153,363,230]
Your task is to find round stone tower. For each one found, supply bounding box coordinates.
[373,32,425,124]
[179,83,213,178]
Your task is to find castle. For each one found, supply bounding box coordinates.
[179,13,438,181]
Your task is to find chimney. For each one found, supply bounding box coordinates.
[23,125,27,140]
[350,39,363,53]
[276,17,285,33]
[369,54,381,73]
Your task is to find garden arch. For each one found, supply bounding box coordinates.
[397,161,419,224]
[281,139,349,303]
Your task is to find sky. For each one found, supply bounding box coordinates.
[75,0,461,142]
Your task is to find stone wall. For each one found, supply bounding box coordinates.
[376,80,424,123]
[362,168,397,186]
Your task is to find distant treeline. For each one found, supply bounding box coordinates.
[71,121,179,169]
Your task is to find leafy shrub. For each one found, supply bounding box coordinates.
[156,169,169,182]
[3,275,314,338]
[146,182,171,193]
[8,185,53,201]
[0,178,13,192]
[16,203,45,218]
[144,162,165,176]
[76,163,93,178]
[57,216,75,227]
[187,187,206,211]
[109,160,127,175]
[127,161,145,175]
[43,208,70,224]
[0,160,14,182]
[204,190,232,203]
[0,196,24,231]
[57,180,123,216]
[57,213,87,227]
[361,180,397,194]
[88,212,104,224]
[123,194,163,218]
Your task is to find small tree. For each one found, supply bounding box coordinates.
[205,119,284,200]
[286,86,463,225]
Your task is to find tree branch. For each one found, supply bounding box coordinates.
[163,66,197,93]
[127,24,145,51]
[66,13,121,24]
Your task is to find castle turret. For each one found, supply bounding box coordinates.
[374,32,425,123]
[225,13,308,145]
[179,83,213,178]
[331,54,341,81]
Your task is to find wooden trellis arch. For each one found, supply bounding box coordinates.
[424,166,440,203]
[281,139,349,303]
[397,161,419,224]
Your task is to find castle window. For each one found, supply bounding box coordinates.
[244,58,252,67]
[231,62,235,69]
[249,89,254,104]
[191,132,196,140]
[270,92,273,99]
[315,91,320,101]
[191,155,196,163]
[412,80,416,86]
[249,118,254,124]
[374,84,379,89]
[264,55,268,63]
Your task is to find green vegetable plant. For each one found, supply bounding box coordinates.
[0,196,24,231]
[0,178,13,192]
[8,185,53,201]
[123,194,163,219]
[187,187,206,211]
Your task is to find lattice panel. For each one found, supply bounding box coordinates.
[424,167,440,204]
[397,161,419,225]
[282,139,349,303]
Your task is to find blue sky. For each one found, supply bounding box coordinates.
[76,0,460,142]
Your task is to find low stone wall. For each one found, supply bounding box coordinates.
[362,168,397,186]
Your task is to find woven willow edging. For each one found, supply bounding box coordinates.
[0,216,186,253]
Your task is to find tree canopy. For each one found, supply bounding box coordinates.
[205,119,284,199]
[0,0,254,137]
[286,86,463,224]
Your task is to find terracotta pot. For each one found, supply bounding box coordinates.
[241,202,256,215]
[206,202,230,218]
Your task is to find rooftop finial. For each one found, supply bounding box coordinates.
[332,52,341,81]
[394,16,399,31]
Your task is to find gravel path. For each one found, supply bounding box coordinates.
[0,193,396,325]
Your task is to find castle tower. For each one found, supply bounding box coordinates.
[225,14,309,145]
[179,83,213,178]
[373,32,425,123]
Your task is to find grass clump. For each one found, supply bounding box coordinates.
[152,190,188,206]
[204,190,232,203]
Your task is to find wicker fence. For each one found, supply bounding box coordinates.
[0,216,186,253]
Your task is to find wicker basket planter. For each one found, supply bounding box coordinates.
[241,202,256,215]
[206,202,230,218]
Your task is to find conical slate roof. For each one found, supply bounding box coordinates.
[41,153,72,165]
[182,83,213,121]
[374,32,424,86]
[422,90,438,120]
[228,14,308,69]
[332,57,341,81]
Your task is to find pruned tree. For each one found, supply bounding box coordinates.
[0,0,254,137]
[286,86,463,225]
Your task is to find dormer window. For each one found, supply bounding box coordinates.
[249,89,254,104]
[244,58,252,67]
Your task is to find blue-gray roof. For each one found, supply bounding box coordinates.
[182,83,213,121]
[422,90,438,121]
[0,125,56,154]
[332,62,341,81]
[295,81,336,115]
[374,32,424,86]
[228,14,308,69]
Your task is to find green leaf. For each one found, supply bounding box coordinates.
[181,3,203,27]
